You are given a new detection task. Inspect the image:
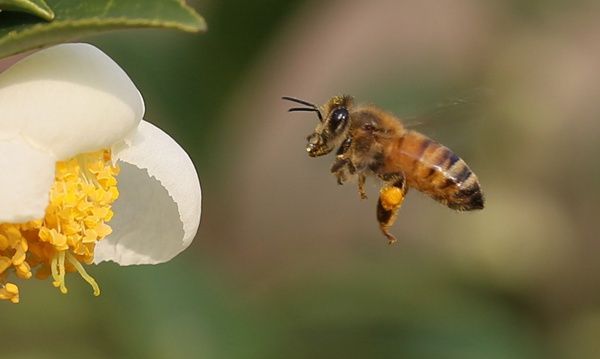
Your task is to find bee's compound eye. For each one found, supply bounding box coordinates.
[330,108,349,132]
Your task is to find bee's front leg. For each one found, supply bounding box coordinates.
[331,157,351,185]
[331,137,354,185]
[358,174,367,199]
[376,172,408,244]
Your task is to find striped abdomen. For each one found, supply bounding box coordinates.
[383,130,484,211]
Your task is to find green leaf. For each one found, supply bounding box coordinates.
[0,0,54,21]
[0,0,206,59]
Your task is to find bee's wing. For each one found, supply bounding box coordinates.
[403,88,492,132]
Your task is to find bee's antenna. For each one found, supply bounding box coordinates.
[288,107,318,113]
[282,96,317,108]
[282,96,323,122]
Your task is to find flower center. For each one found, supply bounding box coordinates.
[0,149,119,303]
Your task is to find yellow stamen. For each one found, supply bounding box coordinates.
[0,149,119,303]
[0,283,19,304]
[57,251,67,294]
[66,252,100,296]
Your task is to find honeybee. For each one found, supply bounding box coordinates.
[283,95,484,244]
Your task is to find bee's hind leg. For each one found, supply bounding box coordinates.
[376,173,408,244]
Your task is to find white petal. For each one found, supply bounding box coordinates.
[0,43,144,160]
[94,121,201,265]
[0,138,55,222]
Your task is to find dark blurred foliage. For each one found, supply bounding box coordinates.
[3,0,600,358]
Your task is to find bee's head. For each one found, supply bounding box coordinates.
[283,95,353,157]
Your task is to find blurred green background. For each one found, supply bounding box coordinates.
[3,0,600,358]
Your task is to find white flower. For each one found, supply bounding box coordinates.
[0,43,201,303]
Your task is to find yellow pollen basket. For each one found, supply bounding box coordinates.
[0,149,119,303]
